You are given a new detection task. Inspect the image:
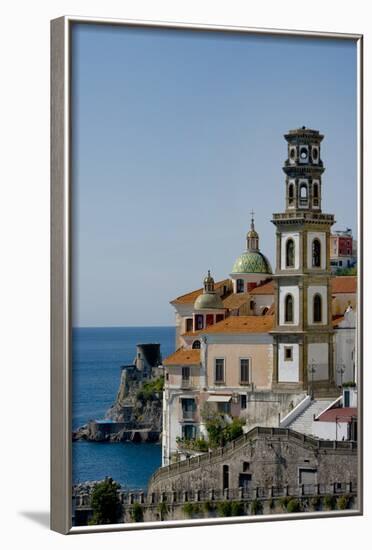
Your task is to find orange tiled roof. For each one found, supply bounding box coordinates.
[171,279,231,305]
[200,315,274,334]
[332,315,345,327]
[250,281,274,295]
[331,276,357,294]
[172,275,356,306]
[163,348,201,366]
[222,293,250,309]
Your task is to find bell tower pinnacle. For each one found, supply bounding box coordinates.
[246,210,259,251]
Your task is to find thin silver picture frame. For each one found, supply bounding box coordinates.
[51,15,364,535]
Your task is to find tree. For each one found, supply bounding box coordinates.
[201,404,245,448]
[130,502,144,522]
[89,478,121,525]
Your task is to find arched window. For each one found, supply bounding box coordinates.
[236,279,244,293]
[313,183,319,206]
[288,183,294,204]
[312,239,321,267]
[192,340,201,349]
[313,294,322,323]
[286,239,295,268]
[285,294,294,323]
[300,184,308,199]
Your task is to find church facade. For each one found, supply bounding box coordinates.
[161,128,357,466]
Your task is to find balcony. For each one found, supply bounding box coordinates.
[180,378,194,390]
[181,409,197,421]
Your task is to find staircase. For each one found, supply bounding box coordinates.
[286,399,336,435]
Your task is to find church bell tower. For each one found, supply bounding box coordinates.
[271,127,336,395]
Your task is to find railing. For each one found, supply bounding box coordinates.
[149,427,357,485]
[73,482,357,509]
[180,379,195,390]
[272,212,334,222]
[180,409,197,421]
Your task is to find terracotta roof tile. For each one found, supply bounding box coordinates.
[332,314,345,327]
[331,276,357,294]
[222,293,250,309]
[200,315,274,334]
[171,279,231,305]
[163,349,200,366]
[316,407,357,423]
[250,280,274,295]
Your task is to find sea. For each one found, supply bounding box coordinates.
[72,326,175,490]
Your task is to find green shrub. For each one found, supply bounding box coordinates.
[203,500,214,514]
[323,495,336,510]
[201,405,245,448]
[182,502,202,518]
[286,499,301,513]
[89,478,121,525]
[279,496,290,511]
[268,498,275,510]
[157,501,169,521]
[136,376,164,403]
[250,499,263,515]
[130,502,144,522]
[337,495,349,510]
[310,496,321,510]
[231,501,245,516]
[216,501,232,517]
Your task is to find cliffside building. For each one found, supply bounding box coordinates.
[161,128,358,466]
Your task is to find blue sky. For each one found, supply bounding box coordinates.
[71,24,357,327]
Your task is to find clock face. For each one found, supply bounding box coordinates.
[300,147,308,159]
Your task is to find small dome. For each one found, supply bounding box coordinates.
[194,292,224,310]
[231,251,272,275]
[247,228,259,239]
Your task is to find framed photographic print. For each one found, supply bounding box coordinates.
[51,16,363,534]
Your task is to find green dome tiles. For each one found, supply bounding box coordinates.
[231,251,272,275]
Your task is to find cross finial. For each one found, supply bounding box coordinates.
[250,209,255,229]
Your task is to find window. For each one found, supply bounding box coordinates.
[215,358,225,384]
[182,424,196,440]
[216,314,224,323]
[284,346,293,361]
[182,367,190,381]
[313,294,322,323]
[286,239,295,268]
[186,318,193,332]
[217,401,231,414]
[240,358,250,384]
[262,307,268,316]
[195,314,204,330]
[299,468,317,485]
[192,340,201,349]
[300,184,308,200]
[312,239,321,267]
[242,461,250,472]
[240,394,247,409]
[288,183,294,204]
[236,279,244,293]
[313,183,319,206]
[206,314,214,327]
[223,465,229,490]
[181,398,196,420]
[285,294,294,323]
